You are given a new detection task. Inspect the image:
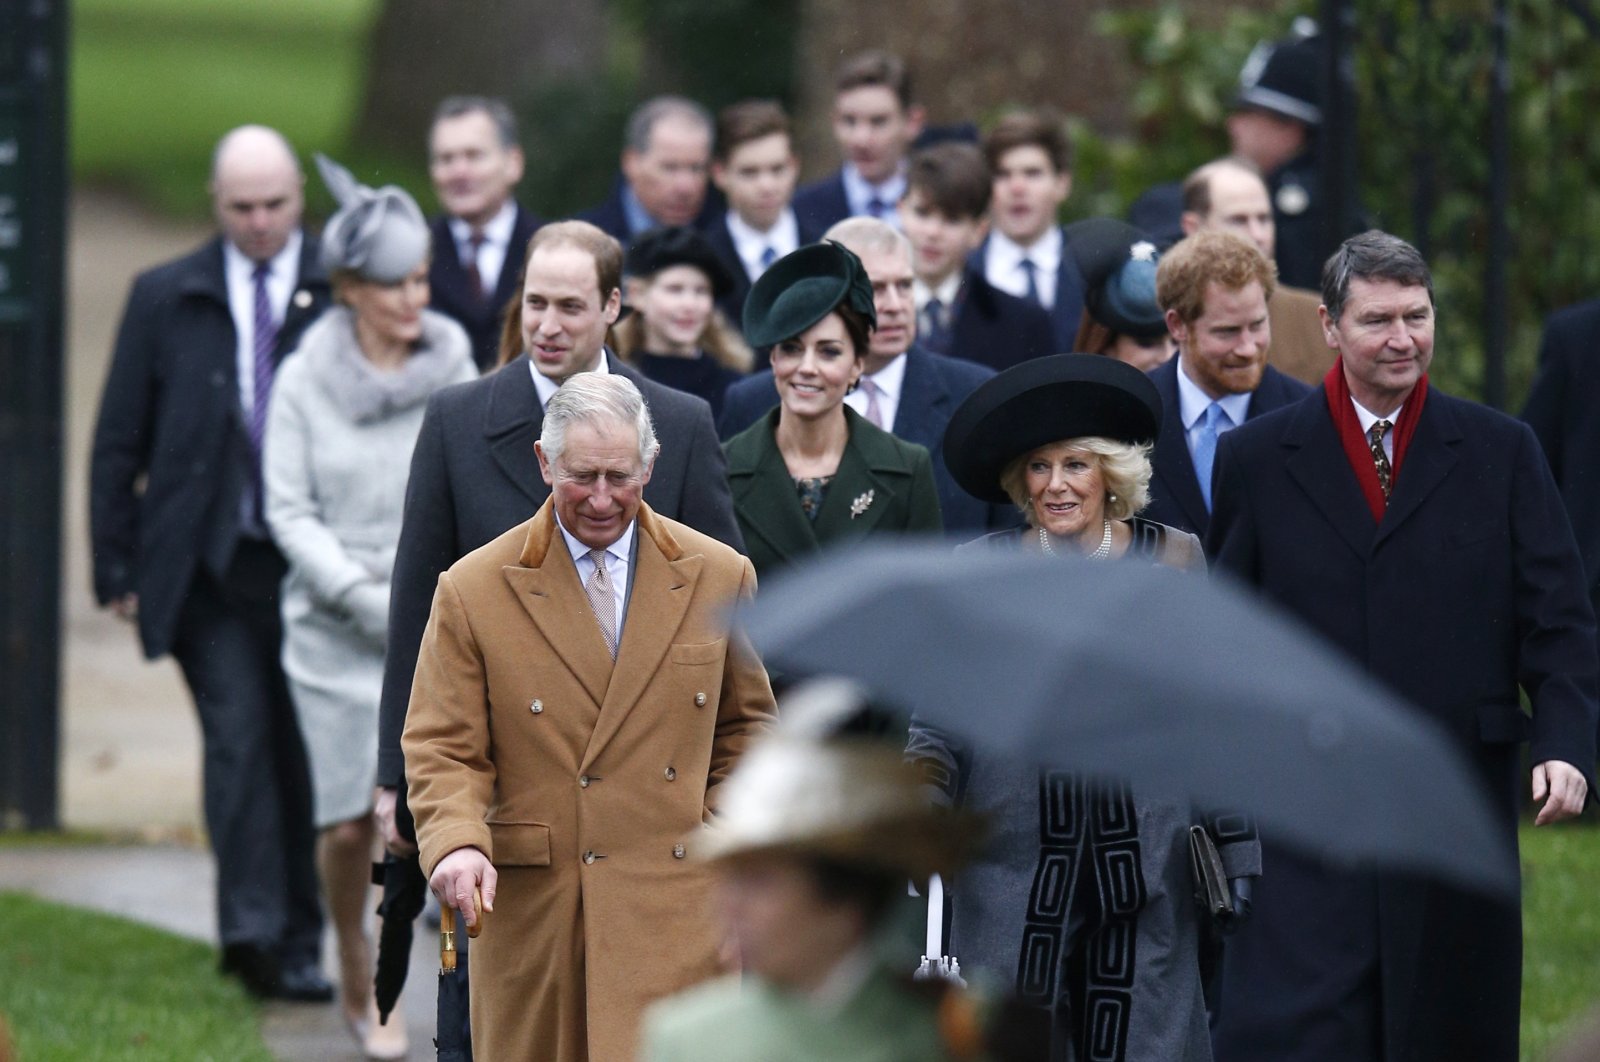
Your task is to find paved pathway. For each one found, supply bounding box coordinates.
[2,188,439,1059]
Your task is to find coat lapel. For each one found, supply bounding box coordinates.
[1283,390,1379,558]
[483,354,549,506]
[728,411,821,566]
[811,413,900,539]
[1374,393,1460,548]
[501,503,615,707]
[890,348,949,453]
[582,508,701,770]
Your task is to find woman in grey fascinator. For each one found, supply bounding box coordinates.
[262,154,475,1058]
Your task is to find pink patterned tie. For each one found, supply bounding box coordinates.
[859,376,886,430]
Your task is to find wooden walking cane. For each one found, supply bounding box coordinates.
[440,887,484,973]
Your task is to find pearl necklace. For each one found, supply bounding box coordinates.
[1039,520,1113,560]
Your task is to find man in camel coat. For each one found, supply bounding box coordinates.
[403,373,776,1061]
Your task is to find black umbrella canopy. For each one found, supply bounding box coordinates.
[737,542,1518,899]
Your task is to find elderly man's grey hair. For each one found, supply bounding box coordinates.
[824,216,912,263]
[540,373,661,468]
[625,96,713,155]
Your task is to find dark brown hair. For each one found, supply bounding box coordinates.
[983,108,1073,175]
[905,142,991,221]
[715,100,792,162]
[834,50,914,110]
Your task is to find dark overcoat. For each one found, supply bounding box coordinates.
[427,204,542,372]
[790,169,852,236]
[1142,357,1309,539]
[935,266,1059,373]
[375,352,742,788]
[1205,384,1599,1062]
[717,345,1010,536]
[723,406,943,576]
[969,230,1087,354]
[89,234,330,658]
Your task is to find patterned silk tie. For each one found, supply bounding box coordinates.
[858,376,886,429]
[585,548,617,658]
[1369,420,1394,501]
[249,262,279,527]
[464,231,487,306]
[1192,402,1229,512]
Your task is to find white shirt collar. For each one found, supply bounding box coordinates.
[988,225,1062,276]
[915,272,963,312]
[840,163,907,220]
[1351,396,1404,433]
[726,208,800,279]
[529,349,610,408]
[448,198,517,248]
[555,512,635,570]
[223,229,303,292]
[1177,357,1253,430]
[861,350,908,402]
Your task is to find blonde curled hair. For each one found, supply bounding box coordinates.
[998,436,1153,525]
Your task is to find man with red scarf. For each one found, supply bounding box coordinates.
[1205,230,1597,1062]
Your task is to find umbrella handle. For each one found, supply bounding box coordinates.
[467,887,483,939]
[440,904,457,973]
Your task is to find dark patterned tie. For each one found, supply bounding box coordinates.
[464,230,487,306]
[920,296,948,350]
[249,262,279,527]
[1019,258,1042,306]
[1368,420,1393,500]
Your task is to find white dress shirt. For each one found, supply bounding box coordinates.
[840,163,907,230]
[914,272,963,320]
[557,515,635,641]
[223,230,302,415]
[448,199,517,295]
[1352,397,1404,463]
[984,226,1062,309]
[530,351,610,408]
[1177,360,1253,458]
[726,209,800,282]
[844,351,909,432]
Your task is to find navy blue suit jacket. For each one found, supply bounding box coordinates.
[791,171,853,236]
[1142,358,1309,539]
[971,229,1086,353]
[1207,385,1597,1062]
[717,345,1012,536]
[428,204,542,372]
[932,266,1058,372]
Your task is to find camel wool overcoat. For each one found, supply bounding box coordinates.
[403,500,777,1061]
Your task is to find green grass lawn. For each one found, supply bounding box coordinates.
[0,890,271,1061]
[1520,821,1600,1059]
[72,0,382,215]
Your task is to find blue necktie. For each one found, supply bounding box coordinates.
[866,196,888,219]
[1019,258,1042,306]
[759,245,778,271]
[1193,402,1229,512]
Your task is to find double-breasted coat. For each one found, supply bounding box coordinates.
[403,501,777,1062]
[724,406,944,577]
[1205,385,1599,1062]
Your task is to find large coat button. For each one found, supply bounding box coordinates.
[694,692,707,707]
[583,851,596,864]
[579,775,590,788]
[664,766,676,781]
[672,844,686,859]
[530,700,543,714]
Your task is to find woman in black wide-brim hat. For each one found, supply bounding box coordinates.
[907,353,1259,1062]
[722,241,942,576]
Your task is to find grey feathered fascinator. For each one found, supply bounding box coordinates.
[315,153,430,284]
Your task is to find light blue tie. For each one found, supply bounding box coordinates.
[1193,402,1230,512]
[759,245,778,271]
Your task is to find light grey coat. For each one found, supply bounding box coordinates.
[264,305,475,826]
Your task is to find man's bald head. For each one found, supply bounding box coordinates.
[210,125,305,263]
[1180,157,1275,261]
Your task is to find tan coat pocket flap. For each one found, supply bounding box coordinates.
[487,821,553,866]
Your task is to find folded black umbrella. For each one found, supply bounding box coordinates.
[737,543,1518,898]
[372,852,427,1024]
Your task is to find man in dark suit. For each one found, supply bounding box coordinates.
[576,96,719,250]
[898,141,1055,371]
[719,217,1008,537]
[375,220,741,853]
[427,96,543,372]
[704,99,825,336]
[792,50,924,235]
[1143,228,1308,538]
[89,125,331,1000]
[1207,231,1596,1062]
[1523,297,1600,718]
[976,108,1086,352]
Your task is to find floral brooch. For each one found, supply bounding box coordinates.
[850,490,875,519]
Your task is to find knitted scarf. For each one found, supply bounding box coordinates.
[1322,358,1429,522]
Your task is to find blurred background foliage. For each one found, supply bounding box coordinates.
[71,0,1600,406]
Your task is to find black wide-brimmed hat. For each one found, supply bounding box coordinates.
[942,353,1163,503]
[625,226,737,300]
[1067,217,1167,340]
[742,241,877,348]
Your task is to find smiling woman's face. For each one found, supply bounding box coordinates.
[769,312,862,421]
[1023,440,1106,542]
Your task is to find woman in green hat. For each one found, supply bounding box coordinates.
[722,241,943,576]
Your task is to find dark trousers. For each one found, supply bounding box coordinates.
[171,538,323,964]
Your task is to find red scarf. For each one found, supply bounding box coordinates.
[1323,358,1429,522]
